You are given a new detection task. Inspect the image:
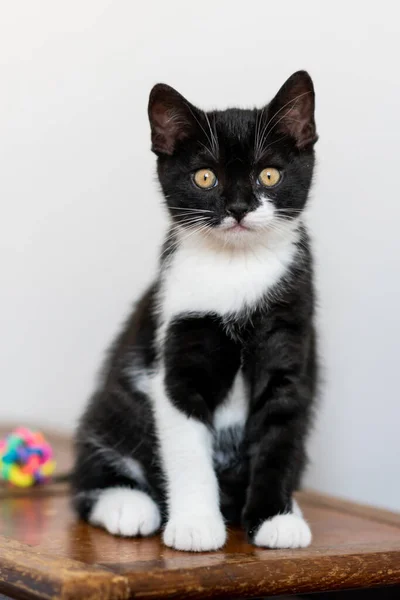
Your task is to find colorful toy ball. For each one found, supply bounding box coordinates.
[0,427,56,487]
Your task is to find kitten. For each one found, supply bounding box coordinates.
[72,70,318,552]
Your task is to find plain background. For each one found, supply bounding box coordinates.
[1,1,399,511]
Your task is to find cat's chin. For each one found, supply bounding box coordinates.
[200,224,286,252]
[214,227,259,247]
[189,226,264,252]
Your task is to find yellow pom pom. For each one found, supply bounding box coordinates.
[8,464,34,487]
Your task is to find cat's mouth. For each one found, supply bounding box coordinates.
[218,217,254,233]
[226,223,252,233]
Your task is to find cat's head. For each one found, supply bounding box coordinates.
[148,71,317,249]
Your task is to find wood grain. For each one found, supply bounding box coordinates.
[0,537,129,600]
[0,428,400,599]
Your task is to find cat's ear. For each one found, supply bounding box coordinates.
[148,84,198,155]
[268,71,318,149]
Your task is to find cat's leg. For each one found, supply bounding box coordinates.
[152,381,226,551]
[243,447,312,551]
[72,395,163,538]
[242,324,315,549]
[243,419,312,549]
[73,447,162,537]
[152,315,241,551]
[72,446,162,537]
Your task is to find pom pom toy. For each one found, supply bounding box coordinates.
[0,427,56,487]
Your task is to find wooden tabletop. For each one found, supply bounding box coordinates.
[0,431,400,600]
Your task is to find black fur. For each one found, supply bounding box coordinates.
[72,70,318,542]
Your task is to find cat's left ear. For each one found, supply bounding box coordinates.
[148,84,198,155]
[268,71,318,149]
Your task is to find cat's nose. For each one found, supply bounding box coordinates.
[226,204,249,222]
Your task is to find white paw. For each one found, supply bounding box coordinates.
[163,513,226,551]
[90,487,161,537]
[254,513,312,549]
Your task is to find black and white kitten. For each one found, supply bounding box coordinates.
[72,71,318,552]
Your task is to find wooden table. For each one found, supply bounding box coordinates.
[0,432,399,600]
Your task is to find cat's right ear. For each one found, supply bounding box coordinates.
[148,84,198,155]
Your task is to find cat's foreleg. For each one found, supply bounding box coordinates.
[242,324,314,549]
[151,317,240,551]
[152,369,226,551]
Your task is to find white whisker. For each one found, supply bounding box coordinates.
[184,103,218,160]
[255,91,311,160]
[169,206,214,213]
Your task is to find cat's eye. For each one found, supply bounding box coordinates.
[258,168,281,187]
[193,169,218,190]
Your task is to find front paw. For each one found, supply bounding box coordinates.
[253,513,312,549]
[163,512,226,551]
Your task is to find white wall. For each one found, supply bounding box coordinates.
[1,1,399,511]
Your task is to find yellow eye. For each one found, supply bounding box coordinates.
[193,168,217,189]
[258,167,281,187]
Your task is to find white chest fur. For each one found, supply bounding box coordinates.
[212,371,248,468]
[213,371,248,431]
[160,231,298,321]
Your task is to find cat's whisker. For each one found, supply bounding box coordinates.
[257,106,297,158]
[171,222,210,234]
[254,106,268,159]
[261,110,303,149]
[258,133,289,156]
[167,219,213,242]
[168,216,208,226]
[198,140,216,159]
[203,111,219,158]
[165,219,210,243]
[171,223,213,249]
[170,216,212,224]
[170,217,211,230]
[171,214,210,222]
[274,208,303,212]
[258,90,310,140]
[169,207,214,213]
[184,103,218,160]
[168,215,213,228]
[252,221,308,252]
[248,218,299,236]
[165,225,208,246]
[255,91,311,159]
